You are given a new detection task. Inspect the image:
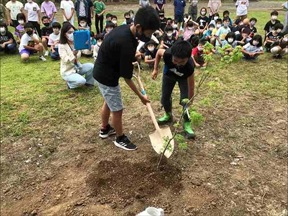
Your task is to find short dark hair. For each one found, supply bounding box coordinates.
[59,21,76,44]
[250,34,262,47]
[208,24,215,28]
[199,38,207,45]
[0,23,7,30]
[52,22,61,29]
[24,22,33,29]
[271,10,279,16]
[223,10,230,16]
[95,33,104,40]
[171,41,192,59]
[106,13,112,19]
[274,23,284,30]
[164,25,173,32]
[134,6,160,31]
[216,18,222,24]
[41,16,49,21]
[223,17,230,22]
[124,12,130,18]
[187,21,193,27]
[225,32,236,41]
[105,22,115,28]
[79,16,87,22]
[250,17,257,22]
[16,13,26,22]
[111,15,117,20]
[200,7,207,14]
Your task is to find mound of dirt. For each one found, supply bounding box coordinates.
[86,157,182,208]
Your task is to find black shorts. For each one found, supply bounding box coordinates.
[174,14,184,23]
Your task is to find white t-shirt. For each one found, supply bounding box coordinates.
[24,2,40,22]
[5,1,23,20]
[19,33,39,52]
[48,33,60,48]
[235,0,249,16]
[60,0,74,25]
[243,43,263,53]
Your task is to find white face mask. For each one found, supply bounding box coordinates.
[216,24,222,28]
[252,40,259,46]
[209,27,214,31]
[80,22,87,27]
[214,16,219,20]
[167,32,173,37]
[106,28,112,33]
[271,15,277,20]
[277,29,282,33]
[172,24,178,29]
[66,32,74,41]
[201,11,206,16]
[18,20,24,25]
[198,46,203,51]
[250,21,256,26]
[283,37,288,42]
[0,27,6,33]
[97,41,102,46]
[228,38,234,43]
[112,20,117,24]
[148,47,155,52]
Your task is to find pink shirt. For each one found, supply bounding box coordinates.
[41,1,57,19]
[183,27,194,41]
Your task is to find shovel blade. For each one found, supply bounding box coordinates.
[149,126,174,158]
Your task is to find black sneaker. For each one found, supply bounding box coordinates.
[99,124,116,139]
[113,135,137,151]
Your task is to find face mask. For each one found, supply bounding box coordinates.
[148,47,154,52]
[167,32,173,37]
[283,37,288,42]
[187,27,193,30]
[209,27,214,31]
[106,28,112,33]
[252,40,259,46]
[26,30,33,35]
[250,21,256,26]
[198,46,203,51]
[159,16,164,20]
[136,30,151,43]
[228,38,234,43]
[172,24,178,29]
[112,20,117,24]
[272,30,276,34]
[43,23,50,27]
[201,11,206,16]
[80,22,86,27]
[66,32,74,41]
[0,27,6,33]
[271,15,277,20]
[216,24,222,28]
[97,41,102,46]
[18,20,24,25]
[53,28,59,34]
[277,29,282,33]
[27,0,32,3]
[214,16,218,20]
[224,23,229,27]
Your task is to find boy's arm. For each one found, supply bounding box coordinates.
[191,55,200,67]
[187,73,195,100]
[152,48,165,79]
[124,78,150,105]
[1,38,13,47]
[144,56,155,63]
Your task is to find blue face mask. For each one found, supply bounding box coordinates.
[136,29,151,43]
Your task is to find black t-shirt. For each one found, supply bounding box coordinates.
[162,35,176,48]
[145,48,158,58]
[249,26,257,37]
[196,16,209,29]
[159,18,167,31]
[163,48,194,79]
[266,32,282,42]
[0,31,15,44]
[93,25,138,87]
[41,26,53,37]
[264,20,281,33]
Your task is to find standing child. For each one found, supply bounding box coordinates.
[174,0,186,30]
[94,0,106,34]
[60,0,75,26]
[192,38,207,68]
[207,0,221,17]
[24,0,41,36]
[152,40,196,139]
[235,0,249,21]
[41,0,57,24]
[188,0,198,22]
[93,6,159,150]
[19,22,46,61]
[264,11,281,37]
[15,13,26,43]
[41,16,53,56]
[48,21,61,60]
[241,34,264,60]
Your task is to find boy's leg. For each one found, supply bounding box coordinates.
[65,73,86,88]
[100,15,104,33]
[20,49,30,61]
[77,63,95,85]
[5,43,17,54]
[95,16,100,34]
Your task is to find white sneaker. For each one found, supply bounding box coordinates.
[39,56,47,61]
[44,50,49,56]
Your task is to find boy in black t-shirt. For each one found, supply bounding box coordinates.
[264,23,284,51]
[0,23,17,54]
[144,40,158,68]
[264,10,281,37]
[41,16,53,57]
[152,41,196,139]
[93,6,160,151]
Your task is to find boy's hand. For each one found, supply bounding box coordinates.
[139,95,150,105]
[152,69,158,80]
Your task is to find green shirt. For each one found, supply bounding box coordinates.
[94,1,105,15]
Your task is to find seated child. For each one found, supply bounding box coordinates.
[15,13,26,43]
[223,10,233,27]
[215,17,231,47]
[236,27,251,46]
[160,25,177,49]
[48,22,61,60]
[105,13,113,25]
[122,12,132,25]
[78,17,90,30]
[249,17,258,38]
[208,12,220,27]
[202,23,215,43]
[159,10,167,33]
[270,34,288,58]
[196,7,209,35]
[104,22,115,37]
[19,22,46,61]
[222,32,237,49]
[191,38,207,68]
[144,40,158,68]
[183,20,199,41]
[0,24,17,54]
[111,15,118,27]
[242,35,264,60]
[93,33,104,61]
[264,10,281,36]
[264,23,284,52]
[41,16,53,56]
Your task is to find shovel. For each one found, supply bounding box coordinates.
[133,62,174,158]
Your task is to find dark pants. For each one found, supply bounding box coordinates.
[50,48,60,60]
[188,5,197,21]
[95,14,104,34]
[11,19,19,28]
[0,42,17,54]
[161,74,188,113]
[28,21,41,37]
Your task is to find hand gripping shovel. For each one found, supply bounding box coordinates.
[133,62,174,158]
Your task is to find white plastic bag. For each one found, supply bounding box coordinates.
[136,207,164,216]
